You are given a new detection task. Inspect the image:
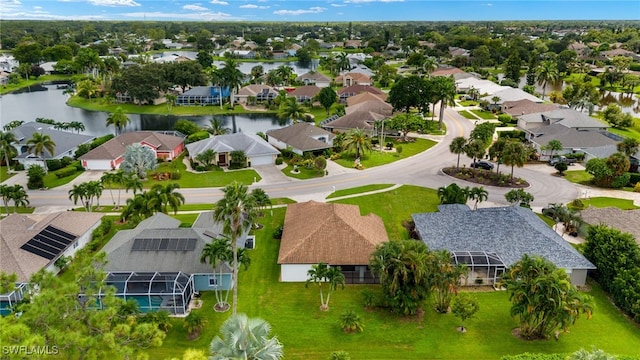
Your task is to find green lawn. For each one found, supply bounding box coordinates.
[574,197,640,210]
[536,213,556,227]
[470,109,497,120]
[458,110,478,120]
[564,170,594,185]
[458,100,479,107]
[608,122,640,142]
[43,168,85,189]
[0,206,35,214]
[281,164,325,180]
[334,138,436,170]
[0,74,72,95]
[0,166,16,182]
[326,184,394,199]
[270,198,296,206]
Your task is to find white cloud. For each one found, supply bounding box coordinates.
[183,4,208,11]
[330,3,346,7]
[33,5,42,9]
[483,3,493,6]
[1,10,106,20]
[345,0,403,3]
[273,6,325,15]
[88,0,140,7]
[210,0,228,5]
[240,4,269,9]
[0,0,22,10]
[122,10,235,20]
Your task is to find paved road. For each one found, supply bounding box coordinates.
[18,107,581,211]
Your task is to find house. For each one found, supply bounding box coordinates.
[347,100,393,117]
[448,47,470,57]
[321,109,388,135]
[335,72,372,87]
[580,207,640,245]
[237,85,279,103]
[517,109,609,131]
[186,132,279,167]
[602,48,640,61]
[277,201,388,282]
[344,40,363,49]
[432,67,474,80]
[348,64,375,78]
[101,212,248,314]
[481,88,543,110]
[412,205,596,286]
[10,122,94,168]
[176,86,230,106]
[80,131,185,170]
[295,72,331,88]
[288,85,321,103]
[266,122,334,155]
[338,85,384,103]
[502,99,559,118]
[346,91,388,107]
[455,77,505,95]
[528,124,619,161]
[1,212,103,314]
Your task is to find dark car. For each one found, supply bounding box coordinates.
[470,160,494,171]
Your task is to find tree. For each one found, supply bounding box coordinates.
[213,181,256,315]
[278,97,306,124]
[101,171,126,209]
[275,65,294,86]
[166,61,207,93]
[545,139,563,158]
[229,150,247,169]
[488,138,507,174]
[431,75,457,129]
[503,51,523,83]
[617,137,640,158]
[602,104,634,128]
[123,172,143,195]
[431,250,468,313]
[76,79,100,99]
[250,188,271,213]
[536,59,560,100]
[175,119,202,136]
[505,189,534,208]
[200,237,233,312]
[468,186,488,210]
[437,183,469,205]
[585,157,614,187]
[469,122,496,147]
[105,107,130,135]
[502,141,527,180]
[500,255,594,340]
[343,129,373,160]
[335,52,350,73]
[491,96,501,107]
[451,293,480,332]
[195,149,217,167]
[26,132,56,172]
[464,139,486,165]
[147,183,185,214]
[555,161,568,175]
[388,75,428,113]
[449,136,467,169]
[184,312,208,340]
[219,58,244,107]
[26,165,46,189]
[387,113,421,142]
[120,143,158,179]
[339,310,364,333]
[0,131,17,171]
[317,87,337,115]
[196,50,213,69]
[209,313,283,360]
[306,262,346,311]
[67,121,86,133]
[68,182,92,212]
[0,185,12,214]
[369,240,431,315]
[250,65,264,84]
[165,94,177,112]
[2,184,29,213]
[207,118,230,135]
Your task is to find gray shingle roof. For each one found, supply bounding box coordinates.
[12,122,94,160]
[185,132,279,157]
[530,124,617,149]
[266,123,334,152]
[520,109,608,129]
[412,205,595,270]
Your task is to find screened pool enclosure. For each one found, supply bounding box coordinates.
[0,283,28,316]
[102,271,194,315]
[451,251,506,286]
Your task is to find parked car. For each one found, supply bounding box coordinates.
[470,160,494,170]
[548,156,577,166]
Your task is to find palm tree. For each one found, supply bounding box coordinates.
[165,94,177,112]
[209,313,283,360]
[184,312,208,340]
[437,183,470,205]
[422,56,437,77]
[123,172,143,195]
[220,58,244,107]
[106,107,130,135]
[431,250,468,313]
[68,183,91,211]
[306,262,346,311]
[0,185,11,214]
[278,97,305,124]
[536,59,560,100]
[8,185,29,213]
[67,121,86,133]
[207,118,229,135]
[339,310,364,333]
[502,141,527,180]
[250,65,264,84]
[213,181,257,315]
[488,138,507,174]
[101,171,125,209]
[335,52,350,73]
[449,136,467,169]
[26,132,56,172]
[85,180,103,211]
[200,237,233,311]
[435,76,457,129]
[76,79,99,100]
[343,129,373,160]
[275,65,293,86]
[147,183,185,214]
[468,186,488,210]
[0,131,17,172]
[491,96,501,107]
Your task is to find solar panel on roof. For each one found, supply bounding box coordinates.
[20,225,77,260]
[132,238,197,251]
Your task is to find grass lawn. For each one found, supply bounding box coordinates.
[458,110,478,120]
[608,123,640,142]
[0,166,16,182]
[564,170,594,185]
[281,164,325,180]
[536,213,556,227]
[0,206,35,214]
[0,74,72,95]
[458,100,479,107]
[334,138,436,170]
[145,154,260,188]
[470,109,497,120]
[271,198,296,205]
[327,184,394,199]
[575,197,640,210]
[43,168,85,189]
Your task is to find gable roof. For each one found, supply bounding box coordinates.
[502,99,559,117]
[580,207,640,244]
[12,122,94,160]
[185,132,279,157]
[347,100,393,117]
[80,132,184,161]
[1,212,104,282]
[289,85,321,98]
[412,205,595,270]
[481,87,543,104]
[520,109,609,129]
[529,124,618,149]
[336,72,371,84]
[296,72,331,83]
[431,67,466,77]
[266,123,334,152]
[277,201,388,265]
[322,109,388,132]
[237,84,278,97]
[346,92,388,106]
[338,85,384,96]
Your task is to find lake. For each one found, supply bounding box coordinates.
[0,84,290,137]
[159,52,319,75]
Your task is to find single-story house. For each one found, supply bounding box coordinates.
[277,201,388,283]
[266,122,334,155]
[527,124,619,161]
[344,40,363,49]
[10,122,94,168]
[455,77,505,95]
[346,92,388,107]
[338,85,384,103]
[335,72,372,87]
[347,100,393,117]
[412,205,596,286]
[580,207,640,245]
[502,99,559,118]
[1,212,103,315]
[481,88,543,110]
[321,109,388,135]
[186,132,279,167]
[80,131,185,170]
[288,85,321,103]
[102,212,249,314]
[296,72,331,88]
[518,109,610,131]
[176,86,230,106]
[236,84,278,103]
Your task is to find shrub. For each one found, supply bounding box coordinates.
[186,131,210,144]
[74,161,85,171]
[60,156,73,168]
[55,167,77,178]
[280,147,294,159]
[329,351,351,360]
[339,310,364,333]
[611,173,630,188]
[361,288,378,309]
[396,145,403,154]
[273,226,284,239]
[27,165,46,189]
[571,199,585,210]
[175,119,202,136]
[45,159,63,171]
[635,183,640,192]
[229,150,247,169]
[275,157,283,165]
[628,172,640,186]
[170,171,181,180]
[554,162,568,175]
[497,114,512,125]
[565,153,585,161]
[100,218,113,235]
[74,143,92,158]
[13,163,25,171]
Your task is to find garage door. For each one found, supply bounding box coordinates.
[250,155,274,166]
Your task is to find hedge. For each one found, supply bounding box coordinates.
[55,167,78,178]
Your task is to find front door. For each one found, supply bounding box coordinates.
[218,153,227,166]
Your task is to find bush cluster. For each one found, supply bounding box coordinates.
[55,167,77,178]
[87,218,114,252]
[75,134,115,158]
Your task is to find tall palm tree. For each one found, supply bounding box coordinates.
[0,185,11,214]
[220,58,244,107]
[488,138,507,174]
[275,65,293,86]
[422,56,437,77]
[435,76,457,129]
[449,136,467,169]
[343,129,373,160]
[0,131,17,172]
[105,107,130,135]
[277,97,305,124]
[123,172,143,195]
[207,118,230,135]
[536,59,560,100]
[200,237,233,311]
[67,121,86,133]
[431,249,467,313]
[101,171,125,209]
[165,94,177,112]
[210,313,283,360]
[26,132,56,172]
[85,180,104,210]
[502,141,527,180]
[9,185,29,213]
[305,262,346,311]
[335,52,350,73]
[250,65,264,84]
[468,186,488,210]
[213,181,257,315]
[68,183,91,212]
[147,183,185,214]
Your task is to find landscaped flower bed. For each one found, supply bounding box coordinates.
[443,167,529,188]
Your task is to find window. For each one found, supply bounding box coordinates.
[73,241,79,249]
[208,275,217,287]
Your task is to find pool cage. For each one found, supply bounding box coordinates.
[451,251,506,286]
[176,86,230,106]
[102,272,194,315]
[0,283,29,316]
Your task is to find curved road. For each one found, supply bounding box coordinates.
[24,107,580,210]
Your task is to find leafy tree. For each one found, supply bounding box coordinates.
[29,65,45,79]
[339,310,364,333]
[449,136,467,169]
[0,131,17,171]
[26,132,56,172]
[278,97,306,123]
[184,311,208,340]
[26,165,46,189]
[602,104,634,128]
[306,262,346,311]
[166,61,207,93]
[213,182,257,315]
[503,51,523,83]
[451,293,480,332]
[505,189,534,208]
[0,271,18,294]
[387,113,422,142]
[105,107,130,135]
[210,313,283,360]
[536,59,560,100]
[470,122,496,146]
[502,141,527,180]
[388,75,428,113]
[585,157,614,187]
[555,161,568,175]
[343,129,373,159]
[374,64,397,87]
[369,240,432,315]
[465,139,486,165]
[431,250,468,313]
[317,87,338,115]
[12,41,42,65]
[437,183,469,205]
[500,254,594,340]
[544,139,563,158]
[617,137,640,158]
[175,119,202,136]
[120,143,158,179]
[196,50,213,69]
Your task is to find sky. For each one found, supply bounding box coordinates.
[0,0,638,22]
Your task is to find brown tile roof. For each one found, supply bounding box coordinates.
[80,132,184,161]
[580,207,640,244]
[277,201,388,265]
[502,99,559,117]
[296,72,331,83]
[347,100,393,116]
[238,84,277,96]
[266,123,334,152]
[322,109,388,132]
[336,72,371,84]
[338,85,383,96]
[431,67,466,76]
[1,212,104,282]
[289,85,321,98]
[346,92,388,106]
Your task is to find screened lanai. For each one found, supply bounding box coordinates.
[104,271,194,315]
[451,251,506,286]
[176,86,230,106]
[0,283,28,316]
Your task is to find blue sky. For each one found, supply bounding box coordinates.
[1,0,638,21]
